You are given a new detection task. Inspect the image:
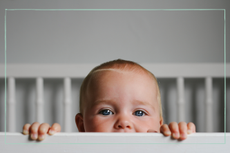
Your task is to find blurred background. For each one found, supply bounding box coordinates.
[0,0,229,132]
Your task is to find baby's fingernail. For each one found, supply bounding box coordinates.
[173,133,179,138]
[31,133,37,139]
[165,131,171,135]
[187,130,192,134]
[23,130,28,135]
[39,134,46,140]
[181,133,186,139]
[49,130,55,135]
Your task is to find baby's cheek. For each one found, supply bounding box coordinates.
[135,119,160,133]
[85,116,113,132]
[132,121,149,132]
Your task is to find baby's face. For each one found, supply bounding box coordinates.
[78,70,163,132]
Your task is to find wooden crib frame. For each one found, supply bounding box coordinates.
[0,63,229,152]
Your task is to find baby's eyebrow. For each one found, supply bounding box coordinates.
[132,100,156,111]
[91,100,117,108]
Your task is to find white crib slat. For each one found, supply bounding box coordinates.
[7,77,16,132]
[177,77,185,122]
[205,77,213,132]
[36,78,44,123]
[64,77,72,132]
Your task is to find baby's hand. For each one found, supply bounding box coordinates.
[160,122,196,140]
[22,122,61,141]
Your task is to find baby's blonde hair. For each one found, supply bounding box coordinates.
[79,59,163,119]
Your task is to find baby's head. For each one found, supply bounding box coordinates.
[75,59,163,132]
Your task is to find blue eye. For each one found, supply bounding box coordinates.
[99,109,114,116]
[134,110,146,116]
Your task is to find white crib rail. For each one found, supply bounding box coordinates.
[1,63,229,132]
[1,133,230,153]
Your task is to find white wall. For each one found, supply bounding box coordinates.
[0,0,229,64]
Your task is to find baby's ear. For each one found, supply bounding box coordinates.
[75,113,85,132]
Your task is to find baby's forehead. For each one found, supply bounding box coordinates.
[87,69,158,94]
[87,69,158,97]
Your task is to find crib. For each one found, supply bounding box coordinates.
[0,63,230,152]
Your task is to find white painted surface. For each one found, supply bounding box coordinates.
[1,133,229,153]
[7,77,15,132]
[0,63,229,78]
[36,78,44,123]
[205,77,213,132]
[177,77,185,122]
[2,5,227,64]
[64,77,72,132]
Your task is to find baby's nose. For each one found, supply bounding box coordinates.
[114,116,133,131]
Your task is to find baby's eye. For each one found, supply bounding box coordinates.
[134,110,146,117]
[99,109,114,116]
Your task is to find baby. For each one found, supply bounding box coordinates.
[22,59,195,140]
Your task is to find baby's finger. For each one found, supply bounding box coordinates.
[38,123,50,141]
[178,122,187,140]
[160,124,171,136]
[147,129,158,133]
[48,123,61,135]
[187,122,196,134]
[22,123,31,135]
[30,122,40,140]
[169,122,180,139]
